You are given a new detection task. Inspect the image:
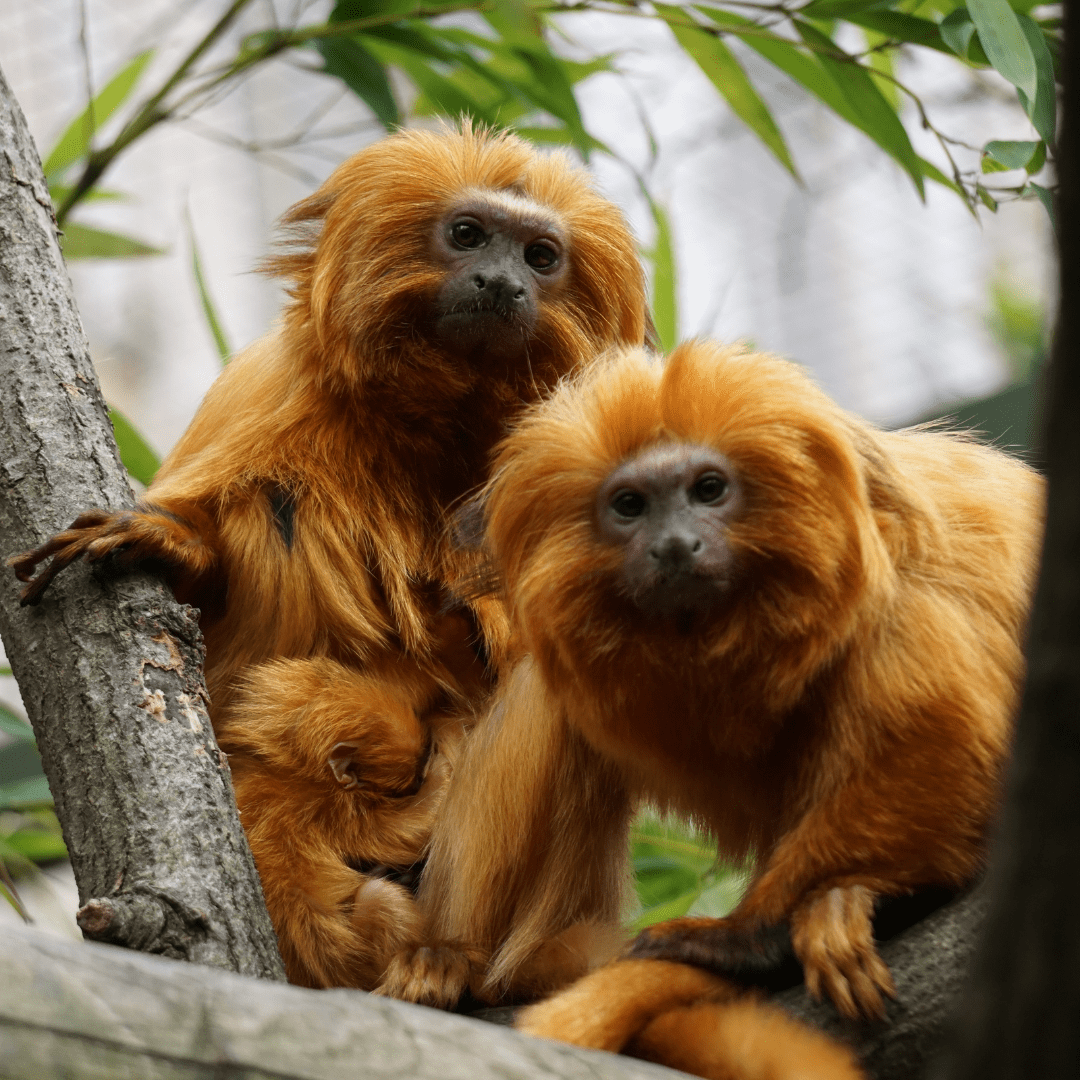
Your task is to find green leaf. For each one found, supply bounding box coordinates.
[631,887,702,931]
[1015,14,1056,144]
[701,10,860,126]
[644,195,678,353]
[187,214,232,364]
[1026,182,1056,231]
[42,51,153,178]
[1026,139,1047,174]
[4,827,67,864]
[658,5,798,179]
[844,11,953,55]
[982,139,1040,170]
[511,125,610,155]
[316,36,399,130]
[796,20,924,197]
[0,775,53,810]
[0,665,10,676]
[801,0,895,17]
[60,222,164,260]
[109,407,161,487]
[0,703,35,745]
[968,0,1038,101]
[976,183,999,210]
[940,8,978,59]
[48,185,127,206]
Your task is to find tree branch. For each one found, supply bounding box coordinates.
[0,60,284,980]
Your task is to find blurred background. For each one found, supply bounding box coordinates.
[0,0,1058,941]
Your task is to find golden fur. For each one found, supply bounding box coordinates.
[9,125,647,988]
[399,340,1042,1074]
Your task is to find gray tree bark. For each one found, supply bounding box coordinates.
[0,920,683,1080]
[0,61,284,979]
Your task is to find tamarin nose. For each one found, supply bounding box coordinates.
[650,533,703,573]
[472,272,526,306]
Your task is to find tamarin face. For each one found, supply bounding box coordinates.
[595,444,742,620]
[431,190,569,362]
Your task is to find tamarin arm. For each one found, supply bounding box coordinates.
[9,498,221,606]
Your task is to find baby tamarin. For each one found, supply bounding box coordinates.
[394,341,1041,1074]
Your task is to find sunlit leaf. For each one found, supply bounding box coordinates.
[4,827,67,864]
[796,20,924,197]
[60,223,164,260]
[632,887,702,931]
[982,139,1041,170]
[658,5,798,179]
[109,407,161,487]
[968,0,1037,101]
[0,665,11,676]
[939,8,978,59]
[0,775,53,810]
[644,195,678,352]
[0,703,35,745]
[1015,14,1056,144]
[42,51,153,178]
[317,36,399,130]
[187,214,232,364]
[1026,139,1047,174]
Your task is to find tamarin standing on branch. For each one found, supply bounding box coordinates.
[9,124,648,990]
[398,341,1042,1079]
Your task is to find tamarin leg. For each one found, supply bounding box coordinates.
[219,656,456,989]
[8,501,220,605]
[630,728,989,1018]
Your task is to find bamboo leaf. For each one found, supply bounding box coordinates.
[968,0,1038,101]
[4,828,67,864]
[658,5,798,179]
[844,11,953,55]
[42,51,153,177]
[631,887,702,931]
[1015,14,1056,144]
[60,223,164,260]
[0,775,53,811]
[186,214,232,364]
[982,139,1041,170]
[697,9,862,127]
[801,0,896,17]
[796,20,925,198]
[0,703,35,745]
[644,195,678,353]
[316,36,399,130]
[1026,182,1055,231]
[940,8,978,58]
[109,407,161,487]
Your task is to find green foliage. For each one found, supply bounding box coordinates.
[187,215,232,364]
[630,812,748,930]
[644,196,678,353]
[59,222,164,260]
[109,408,161,487]
[41,0,1062,236]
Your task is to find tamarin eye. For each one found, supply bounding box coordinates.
[525,242,558,269]
[451,221,485,248]
[692,473,728,504]
[611,490,647,519]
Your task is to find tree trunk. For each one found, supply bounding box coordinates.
[932,7,1080,1079]
[0,61,284,980]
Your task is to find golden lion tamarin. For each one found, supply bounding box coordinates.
[393,340,1042,1076]
[8,125,648,989]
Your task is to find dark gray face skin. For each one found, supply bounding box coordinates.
[596,444,742,620]
[432,194,568,361]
